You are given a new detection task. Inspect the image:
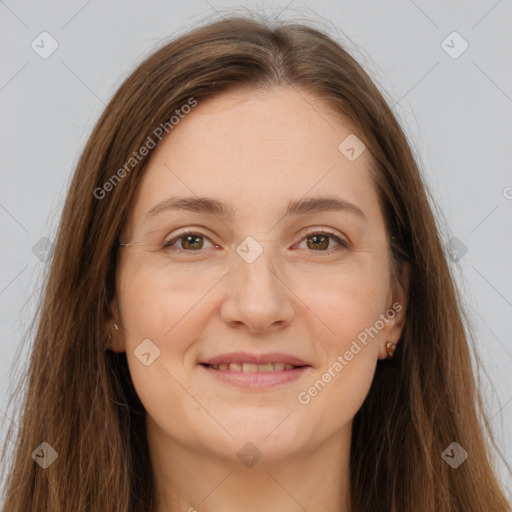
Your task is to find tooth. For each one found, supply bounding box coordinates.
[210,362,299,372]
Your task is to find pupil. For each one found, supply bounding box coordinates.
[308,234,328,250]
[183,235,203,250]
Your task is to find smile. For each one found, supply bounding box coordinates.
[199,363,311,390]
[202,362,300,372]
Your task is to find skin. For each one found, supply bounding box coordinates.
[109,86,409,512]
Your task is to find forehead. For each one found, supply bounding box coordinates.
[124,86,383,230]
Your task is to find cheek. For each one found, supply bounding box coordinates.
[292,263,386,417]
[295,347,376,438]
[117,262,219,343]
[310,258,390,346]
[115,264,218,414]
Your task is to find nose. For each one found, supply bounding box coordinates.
[220,246,296,334]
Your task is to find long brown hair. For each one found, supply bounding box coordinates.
[1,14,510,512]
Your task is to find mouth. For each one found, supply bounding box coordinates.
[198,352,312,389]
[200,362,305,372]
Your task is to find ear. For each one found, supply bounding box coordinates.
[105,296,126,354]
[378,261,410,359]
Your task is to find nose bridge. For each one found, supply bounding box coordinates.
[237,241,278,291]
[233,237,282,298]
[222,236,294,332]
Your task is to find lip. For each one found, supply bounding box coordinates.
[200,364,311,390]
[200,352,309,366]
[198,352,312,390]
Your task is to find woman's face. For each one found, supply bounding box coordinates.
[112,86,407,465]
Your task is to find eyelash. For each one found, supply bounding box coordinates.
[162,228,349,256]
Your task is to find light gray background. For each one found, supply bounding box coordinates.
[1,0,511,500]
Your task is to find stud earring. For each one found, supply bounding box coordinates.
[108,323,119,345]
[385,340,396,358]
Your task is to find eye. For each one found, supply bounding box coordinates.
[162,227,349,255]
[163,229,217,253]
[296,229,348,254]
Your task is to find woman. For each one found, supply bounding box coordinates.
[1,14,510,512]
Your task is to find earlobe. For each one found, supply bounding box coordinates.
[107,322,122,353]
[378,339,398,360]
[385,340,397,357]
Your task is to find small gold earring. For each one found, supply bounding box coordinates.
[385,340,396,358]
[108,323,119,344]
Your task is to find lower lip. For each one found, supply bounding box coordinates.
[200,364,311,389]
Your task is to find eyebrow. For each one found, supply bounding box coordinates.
[145,195,367,222]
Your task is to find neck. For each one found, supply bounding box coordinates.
[147,417,352,512]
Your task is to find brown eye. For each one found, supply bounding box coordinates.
[306,234,330,250]
[163,230,215,252]
[180,234,204,250]
[299,230,347,253]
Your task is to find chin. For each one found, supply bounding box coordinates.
[223,419,310,459]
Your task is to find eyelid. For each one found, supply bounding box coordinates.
[296,226,349,245]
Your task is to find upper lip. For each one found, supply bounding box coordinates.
[200,352,310,367]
